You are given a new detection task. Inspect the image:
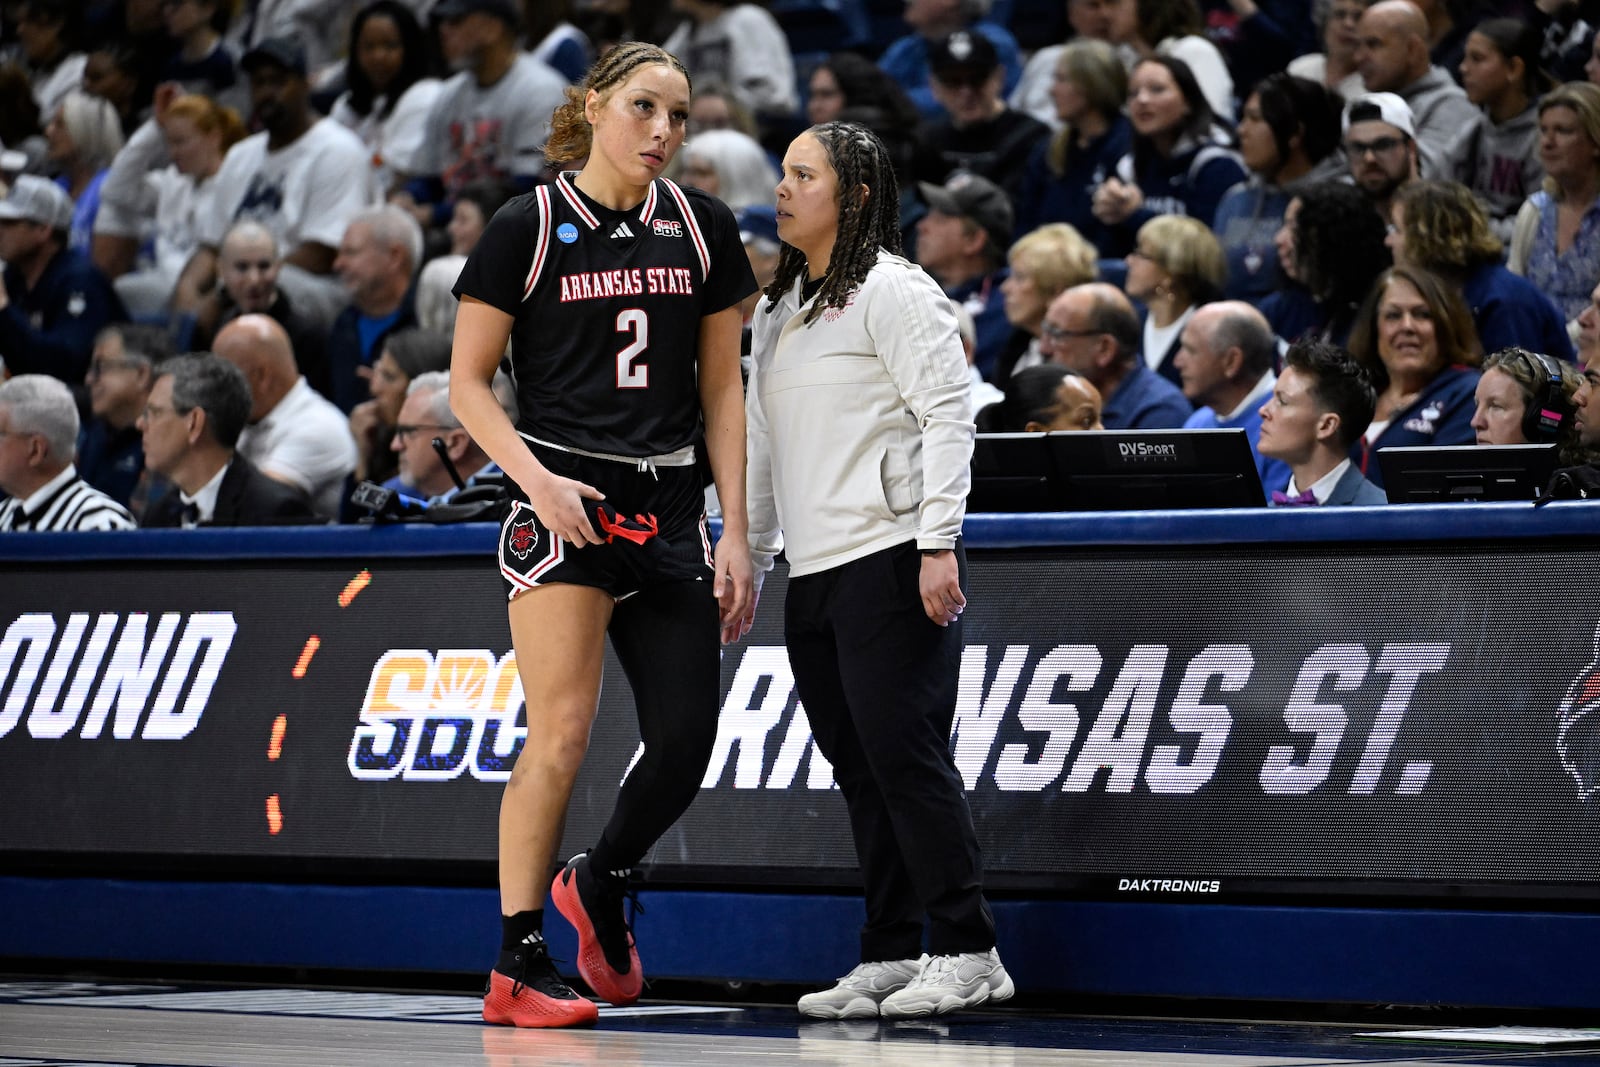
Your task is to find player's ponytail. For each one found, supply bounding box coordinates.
[545,42,693,167]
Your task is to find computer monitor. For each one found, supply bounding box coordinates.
[1048,428,1266,511]
[970,432,1060,512]
[1378,443,1557,503]
[968,429,1267,512]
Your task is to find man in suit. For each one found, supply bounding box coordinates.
[138,353,317,527]
[1258,340,1388,506]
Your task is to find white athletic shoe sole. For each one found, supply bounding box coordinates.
[796,993,884,1020]
[878,954,1015,1019]
[797,958,924,1020]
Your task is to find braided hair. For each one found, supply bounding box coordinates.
[545,42,692,167]
[763,121,902,325]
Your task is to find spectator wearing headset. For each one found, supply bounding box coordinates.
[1471,346,1593,467]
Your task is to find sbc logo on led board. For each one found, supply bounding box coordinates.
[347,649,526,781]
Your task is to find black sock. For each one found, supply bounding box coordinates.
[501,909,543,951]
[585,837,629,888]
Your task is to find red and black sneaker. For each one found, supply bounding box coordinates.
[481,932,600,1028]
[551,853,644,1006]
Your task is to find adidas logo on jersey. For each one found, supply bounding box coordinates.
[610,221,635,239]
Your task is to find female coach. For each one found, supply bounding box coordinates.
[743,120,1013,1020]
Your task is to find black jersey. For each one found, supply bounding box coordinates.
[454,173,757,457]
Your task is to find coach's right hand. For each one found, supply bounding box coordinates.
[529,472,606,547]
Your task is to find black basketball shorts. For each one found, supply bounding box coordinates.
[497,440,713,601]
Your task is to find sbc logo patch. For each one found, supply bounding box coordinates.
[652,219,683,238]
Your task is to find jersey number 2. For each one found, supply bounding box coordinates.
[615,309,649,389]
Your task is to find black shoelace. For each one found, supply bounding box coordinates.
[508,939,581,1000]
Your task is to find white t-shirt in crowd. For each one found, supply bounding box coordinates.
[330,77,442,192]
[201,117,375,253]
[237,377,358,521]
[413,53,567,193]
[663,5,798,118]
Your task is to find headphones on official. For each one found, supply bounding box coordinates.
[1515,349,1574,443]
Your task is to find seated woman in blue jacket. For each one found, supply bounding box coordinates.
[1388,179,1574,363]
[1087,54,1245,258]
[1347,265,1483,486]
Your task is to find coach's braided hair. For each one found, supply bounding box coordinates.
[763,121,902,325]
[545,42,692,167]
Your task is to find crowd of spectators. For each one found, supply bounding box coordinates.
[3,0,1600,528]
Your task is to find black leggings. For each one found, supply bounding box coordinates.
[591,578,722,870]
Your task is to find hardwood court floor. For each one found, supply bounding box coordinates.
[4,981,1600,1066]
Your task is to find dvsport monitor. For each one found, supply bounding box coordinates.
[1046,428,1266,511]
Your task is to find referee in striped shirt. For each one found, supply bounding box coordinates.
[0,375,134,531]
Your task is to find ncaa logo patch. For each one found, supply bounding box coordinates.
[652,219,683,238]
[557,222,579,244]
[509,517,539,560]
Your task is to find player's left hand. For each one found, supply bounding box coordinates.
[713,534,754,645]
[919,550,965,627]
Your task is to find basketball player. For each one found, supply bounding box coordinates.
[448,43,757,1029]
[744,122,1012,1019]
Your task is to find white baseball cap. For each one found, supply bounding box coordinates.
[0,175,74,232]
[1343,92,1416,140]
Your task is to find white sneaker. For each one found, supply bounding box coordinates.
[878,949,1014,1018]
[797,957,925,1019]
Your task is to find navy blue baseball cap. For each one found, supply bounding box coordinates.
[241,37,308,78]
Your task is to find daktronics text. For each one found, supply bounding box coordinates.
[347,641,1449,795]
[0,612,237,740]
[1117,878,1222,893]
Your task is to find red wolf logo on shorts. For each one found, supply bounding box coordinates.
[508,518,539,560]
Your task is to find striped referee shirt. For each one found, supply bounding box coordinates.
[0,464,135,531]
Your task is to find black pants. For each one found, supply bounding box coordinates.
[785,541,996,962]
